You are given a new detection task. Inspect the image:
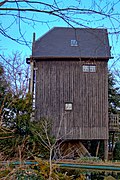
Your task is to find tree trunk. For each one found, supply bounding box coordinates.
[49,147,53,180]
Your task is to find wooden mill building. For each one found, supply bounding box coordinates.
[27,27,111,160]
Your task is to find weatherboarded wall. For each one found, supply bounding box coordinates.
[35,59,108,140]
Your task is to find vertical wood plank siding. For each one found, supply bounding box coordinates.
[35,60,108,140]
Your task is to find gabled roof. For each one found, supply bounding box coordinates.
[32,27,111,59]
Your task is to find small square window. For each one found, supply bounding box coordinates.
[89,65,96,72]
[65,103,73,111]
[83,65,89,72]
[71,40,78,46]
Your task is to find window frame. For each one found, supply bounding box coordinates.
[65,102,73,111]
[82,64,96,73]
[70,39,78,47]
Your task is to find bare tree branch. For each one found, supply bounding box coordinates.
[0,0,8,7]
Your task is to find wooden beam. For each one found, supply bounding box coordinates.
[104,139,108,161]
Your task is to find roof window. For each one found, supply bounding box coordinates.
[71,40,78,46]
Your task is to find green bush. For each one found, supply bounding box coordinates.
[113,141,120,160]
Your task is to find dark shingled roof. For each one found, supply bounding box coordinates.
[32,27,111,59]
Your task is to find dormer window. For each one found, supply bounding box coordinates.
[71,40,78,46]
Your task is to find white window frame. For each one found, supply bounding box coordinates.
[65,102,73,111]
[71,40,78,46]
[82,65,96,72]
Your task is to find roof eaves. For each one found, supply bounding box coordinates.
[31,56,113,60]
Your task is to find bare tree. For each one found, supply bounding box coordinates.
[0,51,29,96]
[31,115,72,180]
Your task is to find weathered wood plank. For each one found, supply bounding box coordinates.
[35,59,108,140]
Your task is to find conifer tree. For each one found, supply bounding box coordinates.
[0,64,8,107]
[108,72,120,114]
